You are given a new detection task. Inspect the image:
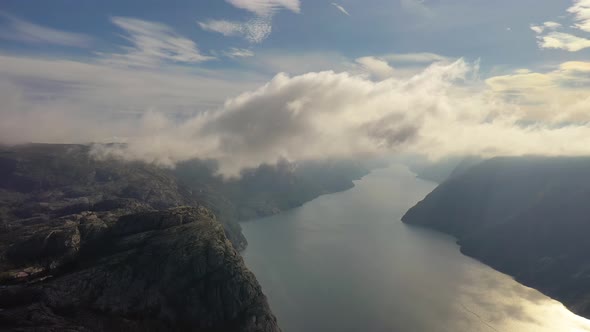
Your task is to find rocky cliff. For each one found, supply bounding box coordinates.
[0,144,280,331]
[402,156,590,318]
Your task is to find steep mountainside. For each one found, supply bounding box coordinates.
[0,144,279,331]
[403,156,590,318]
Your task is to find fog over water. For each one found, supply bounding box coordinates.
[242,164,590,332]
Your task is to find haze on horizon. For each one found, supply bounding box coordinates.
[2,0,590,175]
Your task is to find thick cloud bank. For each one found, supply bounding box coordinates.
[87,59,590,175]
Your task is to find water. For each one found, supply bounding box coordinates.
[242,164,590,332]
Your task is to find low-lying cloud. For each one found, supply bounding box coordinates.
[3,53,590,176]
[91,59,590,176]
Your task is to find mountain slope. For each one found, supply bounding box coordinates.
[403,156,590,318]
[0,144,279,331]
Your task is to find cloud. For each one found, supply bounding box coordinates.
[567,0,590,32]
[355,56,395,80]
[486,61,590,122]
[0,53,265,145]
[530,25,544,34]
[537,31,590,52]
[530,21,562,34]
[532,1,590,52]
[198,17,271,43]
[382,52,450,64]
[543,21,562,29]
[226,0,301,16]
[331,3,351,16]
[85,60,590,176]
[4,46,590,177]
[199,0,300,43]
[224,47,255,58]
[0,13,91,47]
[105,17,214,67]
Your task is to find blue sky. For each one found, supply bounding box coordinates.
[2,0,587,72]
[2,0,590,174]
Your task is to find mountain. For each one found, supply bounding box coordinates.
[402,156,590,318]
[174,158,371,222]
[405,155,482,183]
[0,144,280,331]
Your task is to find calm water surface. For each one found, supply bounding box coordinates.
[242,165,590,332]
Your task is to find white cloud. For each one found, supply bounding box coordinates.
[532,1,590,52]
[486,61,590,123]
[226,0,301,16]
[198,17,271,43]
[224,47,255,58]
[530,25,544,34]
[537,31,590,52]
[331,3,351,16]
[199,0,300,43]
[543,21,562,29]
[355,56,395,80]
[83,60,590,176]
[5,44,590,177]
[568,0,590,32]
[0,13,90,47]
[105,17,214,67]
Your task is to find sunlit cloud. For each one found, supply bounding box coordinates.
[532,0,590,52]
[355,56,395,80]
[567,0,590,32]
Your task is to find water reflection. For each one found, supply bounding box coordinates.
[242,165,590,332]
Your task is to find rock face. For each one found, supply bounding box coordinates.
[1,207,280,331]
[0,143,247,250]
[402,156,590,318]
[0,144,280,331]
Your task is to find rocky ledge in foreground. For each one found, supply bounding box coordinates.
[0,206,280,331]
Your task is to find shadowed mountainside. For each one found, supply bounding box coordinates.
[403,156,590,318]
[0,144,280,331]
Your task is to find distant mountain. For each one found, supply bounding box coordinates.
[405,155,482,183]
[403,156,590,318]
[0,144,280,331]
[175,158,371,222]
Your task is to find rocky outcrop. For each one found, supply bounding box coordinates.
[0,143,247,250]
[402,156,590,318]
[0,207,280,332]
[0,144,278,331]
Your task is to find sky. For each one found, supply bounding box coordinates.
[2,0,590,175]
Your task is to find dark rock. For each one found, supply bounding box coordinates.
[6,223,80,269]
[1,207,281,332]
